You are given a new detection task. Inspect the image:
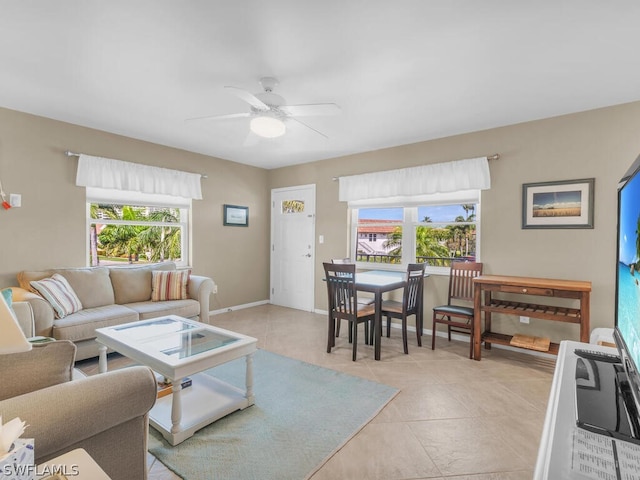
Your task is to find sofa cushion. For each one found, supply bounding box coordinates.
[17,269,55,291]
[52,304,139,343]
[30,274,83,319]
[18,267,114,308]
[151,269,190,301]
[0,340,76,401]
[109,262,175,304]
[54,267,114,308]
[126,299,200,321]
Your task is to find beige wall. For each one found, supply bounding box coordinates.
[269,101,640,343]
[3,100,640,341]
[0,107,270,309]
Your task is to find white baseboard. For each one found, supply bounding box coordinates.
[210,299,270,316]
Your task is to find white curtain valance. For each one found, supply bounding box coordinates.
[76,154,202,200]
[338,156,490,203]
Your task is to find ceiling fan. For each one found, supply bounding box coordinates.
[188,77,341,139]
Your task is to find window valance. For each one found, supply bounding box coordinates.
[76,154,203,200]
[338,156,490,203]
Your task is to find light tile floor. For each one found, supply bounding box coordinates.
[78,304,556,479]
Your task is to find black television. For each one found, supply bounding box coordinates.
[612,153,640,440]
[575,156,640,443]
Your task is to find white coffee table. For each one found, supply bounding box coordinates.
[95,315,257,445]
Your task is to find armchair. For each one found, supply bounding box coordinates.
[0,341,157,480]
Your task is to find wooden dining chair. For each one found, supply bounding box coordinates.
[431,261,483,358]
[380,263,426,354]
[323,262,376,361]
[330,258,373,340]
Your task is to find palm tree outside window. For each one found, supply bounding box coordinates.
[89,203,187,266]
[352,202,479,270]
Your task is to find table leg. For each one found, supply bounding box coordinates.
[170,379,183,434]
[416,282,424,347]
[374,292,382,360]
[473,283,481,361]
[483,291,492,351]
[98,344,108,373]
[245,352,255,405]
[580,291,590,343]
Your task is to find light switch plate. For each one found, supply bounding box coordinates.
[9,193,21,207]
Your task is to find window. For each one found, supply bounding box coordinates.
[86,188,190,267]
[282,199,305,213]
[350,196,480,273]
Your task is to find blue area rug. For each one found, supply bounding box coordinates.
[148,349,398,480]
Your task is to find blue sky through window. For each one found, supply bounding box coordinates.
[359,205,475,223]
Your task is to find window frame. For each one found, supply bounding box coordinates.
[85,189,191,268]
[349,195,481,275]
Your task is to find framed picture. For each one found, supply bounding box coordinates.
[223,204,249,227]
[522,178,595,229]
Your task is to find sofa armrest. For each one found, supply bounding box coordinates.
[188,274,215,324]
[11,287,54,337]
[11,301,35,337]
[0,340,76,401]
[0,366,157,480]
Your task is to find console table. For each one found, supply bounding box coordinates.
[472,275,591,360]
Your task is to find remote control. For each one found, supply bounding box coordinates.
[574,348,621,363]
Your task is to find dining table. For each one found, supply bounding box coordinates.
[355,270,411,360]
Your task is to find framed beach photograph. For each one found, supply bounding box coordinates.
[522,178,595,229]
[223,204,249,227]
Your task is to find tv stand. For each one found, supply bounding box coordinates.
[534,341,640,479]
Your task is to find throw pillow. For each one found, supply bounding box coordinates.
[1,288,12,310]
[151,269,191,301]
[30,273,83,318]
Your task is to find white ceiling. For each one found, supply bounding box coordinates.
[1,1,640,170]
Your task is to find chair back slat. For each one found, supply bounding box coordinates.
[323,262,358,321]
[448,261,483,303]
[404,263,426,312]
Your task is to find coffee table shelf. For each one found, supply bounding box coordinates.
[150,371,254,445]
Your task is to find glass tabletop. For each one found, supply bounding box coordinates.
[112,317,240,359]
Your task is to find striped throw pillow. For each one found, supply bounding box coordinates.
[151,270,191,301]
[30,273,83,319]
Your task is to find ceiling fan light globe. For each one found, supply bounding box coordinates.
[250,116,286,138]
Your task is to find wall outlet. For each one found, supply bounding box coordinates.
[212,283,218,294]
[519,316,530,324]
[9,193,21,207]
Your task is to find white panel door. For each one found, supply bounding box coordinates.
[270,185,316,311]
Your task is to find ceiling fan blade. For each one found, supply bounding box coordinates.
[224,86,269,111]
[280,103,341,117]
[242,130,259,147]
[289,118,328,139]
[185,112,251,122]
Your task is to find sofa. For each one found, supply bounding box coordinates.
[11,262,215,360]
[0,339,157,480]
